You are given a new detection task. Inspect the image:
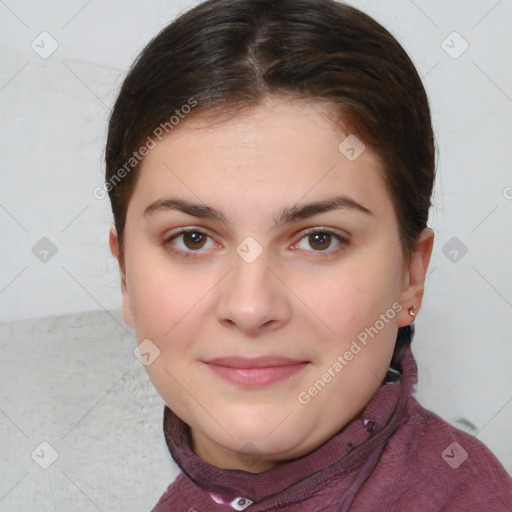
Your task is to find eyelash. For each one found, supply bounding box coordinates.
[162,227,349,258]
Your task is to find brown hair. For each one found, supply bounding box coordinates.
[105,0,436,358]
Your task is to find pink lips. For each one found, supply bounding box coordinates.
[203,356,310,387]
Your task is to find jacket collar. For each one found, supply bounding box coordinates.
[161,345,418,505]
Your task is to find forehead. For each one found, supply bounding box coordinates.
[130,97,393,223]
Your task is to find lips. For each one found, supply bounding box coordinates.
[204,356,308,368]
[203,356,310,387]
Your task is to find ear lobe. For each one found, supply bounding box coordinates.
[398,228,434,326]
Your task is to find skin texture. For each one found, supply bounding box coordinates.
[109,96,434,472]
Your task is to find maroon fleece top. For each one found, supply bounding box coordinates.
[151,346,512,511]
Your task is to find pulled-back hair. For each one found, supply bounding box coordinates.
[105,0,436,361]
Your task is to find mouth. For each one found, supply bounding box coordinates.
[202,356,310,387]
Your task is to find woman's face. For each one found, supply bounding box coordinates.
[110,96,433,471]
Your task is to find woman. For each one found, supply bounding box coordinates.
[105,0,512,509]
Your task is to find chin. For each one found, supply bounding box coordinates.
[212,416,305,458]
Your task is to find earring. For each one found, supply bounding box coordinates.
[408,305,416,317]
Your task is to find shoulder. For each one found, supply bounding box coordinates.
[376,396,512,509]
[150,474,206,512]
[149,477,182,512]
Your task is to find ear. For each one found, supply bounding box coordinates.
[109,224,134,328]
[397,227,434,327]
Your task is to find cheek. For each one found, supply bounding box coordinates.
[132,273,182,333]
[298,263,396,337]
[127,248,206,333]
[309,253,401,364]
[131,264,202,412]
[301,279,360,341]
[129,258,218,372]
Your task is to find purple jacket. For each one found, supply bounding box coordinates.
[151,346,512,511]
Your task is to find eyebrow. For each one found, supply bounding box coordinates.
[143,195,374,227]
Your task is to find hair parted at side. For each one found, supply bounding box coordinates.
[105,0,437,359]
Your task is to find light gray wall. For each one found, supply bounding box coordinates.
[1,0,511,509]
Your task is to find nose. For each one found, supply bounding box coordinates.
[215,248,292,335]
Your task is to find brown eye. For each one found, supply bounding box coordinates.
[308,232,332,251]
[164,229,215,256]
[183,231,207,250]
[294,229,348,254]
